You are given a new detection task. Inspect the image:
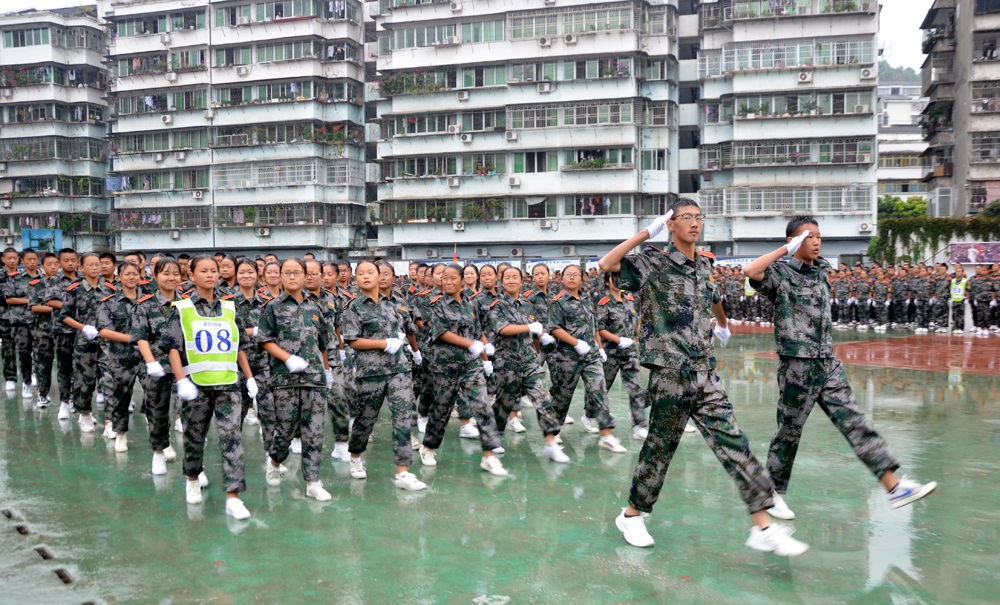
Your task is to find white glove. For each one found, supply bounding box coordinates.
[145,361,165,377]
[483,360,493,377]
[992,300,998,308]
[338,349,346,362]
[740,296,745,302]
[929,297,936,305]
[832,298,839,306]
[905,298,911,305]
[468,340,485,357]
[714,323,732,347]
[383,338,404,354]
[884,300,891,308]
[618,337,634,349]
[528,321,543,336]
[82,324,99,340]
[785,229,810,256]
[324,369,334,389]
[398,331,407,341]
[246,377,259,399]
[484,343,495,357]
[973,300,978,307]
[965,299,971,307]
[412,349,423,365]
[645,209,674,239]
[250,327,258,337]
[539,333,556,346]
[285,355,309,372]
[598,348,607,362]
[573,340,592,356]
[177,378,199,402]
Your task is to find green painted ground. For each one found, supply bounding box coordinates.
[1,332,998,604]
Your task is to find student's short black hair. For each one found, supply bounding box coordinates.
[177,253,191,261]
[42,252,57,262]
[99,252,117,263]
[2,247,19,257]
[19,247,37,259]
[785,215,819,238]
[57,247,77,259]
[669,197,701,216]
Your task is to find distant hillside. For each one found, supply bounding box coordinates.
[879,61,920,83]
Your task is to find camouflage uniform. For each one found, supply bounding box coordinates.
[488,293,552,434]
[890,274,909,325]
[424,293,501,452]
[910,274,931,328]
[751,257,899,495]
[522,287,555,365]
[95,280,119,404]
[831,275,849,324]
[856,277,872,325]
[45,271,80,404]
[471,288,500,397]
[742,277,759,322]
[950,276,969,331]
[546,289,616,432]
[2,271,39,384]
[615,245,774,514]
[596,292,648,428]
[312,288,350,448]
[131,290,180,453]
[724,273,742,320]
[161,293,246,494]
[0,270,20,382]
[28,274,54,399]
[97,290,142,434]
[342,292,414,466]
[334,286,359,418]
[414,286,446,420]
[930,273,951,327]
[257,291,330,484]
[970,274,994,329]
[872,277,891,326]
[57,278,112,415]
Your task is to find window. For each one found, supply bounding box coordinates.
[971,132,1000,163]
[460,110,504,132]
[566,57,631,80]
[257,40,320,63]
[563,6,633,33]
[513,198,557,219]
[514,152,557,173]
[4,28,50,47]
[215,46,251,67]
[642,149,667,170]
[510,14,558,39]
[510,62,556,83]
[510,107,558,129]
[256,0,318,21]
[171,11,207,30]
[460,20,505,44]
[170,49,207,71]
[565,195,632,216]
[462,154,506,175]
[462,65,505,88]
[216,5,252,26]
[173,129,208,149]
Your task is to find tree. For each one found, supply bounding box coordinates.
[878,195,927,219]
[982,199,1000,219]
[878,61,920,83]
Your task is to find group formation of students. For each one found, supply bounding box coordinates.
[0,200,939,555]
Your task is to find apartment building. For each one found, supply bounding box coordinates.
[877,81,928,202]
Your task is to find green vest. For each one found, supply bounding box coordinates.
[951,278,967,302]
[174,298,239,386]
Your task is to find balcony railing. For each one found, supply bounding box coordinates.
[725,0,876,21]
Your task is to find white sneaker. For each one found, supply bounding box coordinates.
[95,392,105,404]
[492,446,505,456]
[266,462,282,486]
[4,381,15,391]
[563,415,575,425]
[480,455,509,477]
[554,434,563,445]
[244,406,260,426]
[767,493,795,520]
[745,524,809,557]
[580,416,600,433]
[21,384,32,399]
[102,423,116,440]
[450,407,459,419]
[78,413,96,433]
[615,509,654,548]
[598,435,627,453]
[888,477,937,509]
[520,396,535,408]
[411,434,422,450]
[508,416,527,433]
[953,329,963,335]
[684,421,697,434]
[543,443,570,463]
[349,456,367,479]
[631,426,648,440]
[419,445,437,467]
[417,415,428,433]
[306,481,332,501]
[394,471,428,491]
[35,395,49,409]
[174,417,183,433]
[185,479,202,504]
[468,415,477,426]
[459,423,480,439]
[225,497,251,520]
[330,441,350,461]
[197,471,209,488]
[57,402,72,420]
[152,452,167,475]
[163,445,177,462]
[114,433,128,453]
[31,374,36,387]
[290,438,302,454]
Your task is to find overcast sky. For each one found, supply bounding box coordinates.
[3,0,933,70]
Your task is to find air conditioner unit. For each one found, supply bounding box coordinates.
[450,1,462,11]
[854,104,870,114]
[161,114,173,125]
[192,190,204,199]
[2,236,13,246]
[452,221,465,231]
[0,163,6,172]
[475,247,489,257]
[537,82,552,93]
[457,90,470,101]
[510,247,524,257]
[2,88,12,98]
[203,109,215,120]
[160,32,171,45]
[508,176,521,187]
[165,72,178,82]
[425,249,438,258]
[860,67,876,80]
[856,153,872,163]
[539,219,552,229]
[1,200,10,210]
[797,71,813,84]
[460,133,473,143]
[858,222,872,233]
[505,131,518,142]
[236,65,249,76]
[0,228,9,236]
[238,16,250,25]
[257,227,271,237]
[538,37,551,48]
[448,176,460,187]
[169,229,180,239]
[561,245,576,257]
[438,36,460,46]
[153,152,165,162]
[448,124,462,134]
[175,151,187,160]
[564,34,577,44]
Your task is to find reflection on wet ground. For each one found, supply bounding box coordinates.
[0,331,998,604]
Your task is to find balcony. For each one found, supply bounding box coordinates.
[724,0,876,22]
[922,162,953,180]
[922,29,956,54]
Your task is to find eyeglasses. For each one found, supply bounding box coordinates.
[281,271,304,277]
[673,213,705,223]
[306,273,322,278]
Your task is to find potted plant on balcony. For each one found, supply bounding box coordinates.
[243,206,256,226]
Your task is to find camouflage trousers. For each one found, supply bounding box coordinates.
[629,368,774,514]
[97,342,113,401]
[412,360,431,420]
[873,301,889,325]
[913,300,930,328]
[546,352,615,434]
[31,327,53,399]
[107,361,141,434]
[327,364,350,444]
[0,319,15,382]
[181,389,245,494]
[53,332,75,404]
[950,301,967,331]
[603,351,648,427]
[349,372,414,467]
[9,324,33,384]
[142,373,175,452]
[271,386,326,483]
[768,357,899,495]
[831,300,841,323]
[424,364,501,451]
[973,300,993,328]
[929,298,947,326]
[71,340,101,414]
[740,297,759,321]
[493,364,551,434]
[342,348,359,417]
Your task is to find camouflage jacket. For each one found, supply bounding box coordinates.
[890,276,909,301]
[872,278,892,301]
[751,257,834,359]
[342,292,409,378]
[548,289,601,359]
[521,287,554,349]
[258,291,330,389]
[310,288,343,363]
[58,278,116,345]
[3,271,42,326]
[427,292,481,372]
[831,277,850,301]
[160,292,240,392]
[0,269,19,322]
[908,277,931,301]
[28,273,52,331]
[470,287,500,337]
[856,278,872,300]
[132,289,181,365]
[970,275,995,301]
[233,290,269,374]
[930,274,952,298]
[45,271,82,334]
[617,245,720,371]
[97,289,141,368]
[596,292,638,356]
[489,293,539,372]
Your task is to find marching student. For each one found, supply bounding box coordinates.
[463,264,480,298]
[0,247,20,393]
[233,258,272,434]
[29,252,61,408]
[596,271,649,440]
[217,255,239,296]
[743,215,937,521]
[96,261,144,452]
[377,262,423,450]
[3,248,41,399]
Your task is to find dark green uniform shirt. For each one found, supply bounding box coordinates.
[427,292,481,372]
[257,291,330,389]
[751,257,834,359]
[342,292,409,378]
[489,293,538,372]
